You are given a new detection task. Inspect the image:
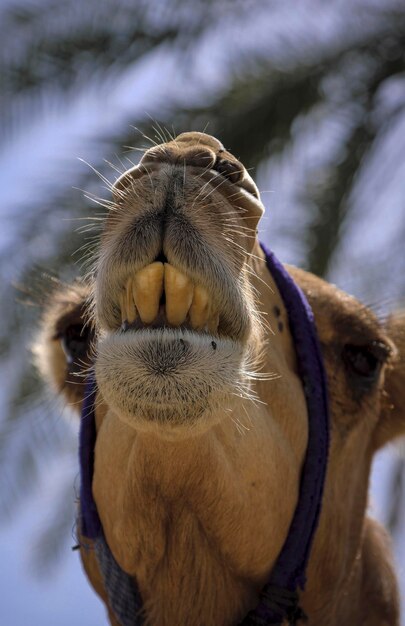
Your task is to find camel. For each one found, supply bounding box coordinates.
[34,132,405,625]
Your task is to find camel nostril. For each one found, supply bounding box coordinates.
[214,157,244,184]
[141,144,216,170]
[140,146,174,166]
[183,148,216,169]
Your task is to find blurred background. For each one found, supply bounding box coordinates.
[0,0,405,623]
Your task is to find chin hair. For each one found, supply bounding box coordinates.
[95,328,254,436]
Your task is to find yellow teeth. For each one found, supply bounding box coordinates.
[164,263,194,326]
[133,262,164,324]
[126,281,137,323]
[119,287,137,324]
[189,284,210,329]
[208,311,219,334]
[119,290,127,323]
[119,261,219,333]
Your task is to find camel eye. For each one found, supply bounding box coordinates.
[60,324,91,364]
[342,343,387,385]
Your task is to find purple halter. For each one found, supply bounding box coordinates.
[79,243,330,625]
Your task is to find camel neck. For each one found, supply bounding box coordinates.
[79,243,330,626]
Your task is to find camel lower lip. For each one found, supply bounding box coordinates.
[95,328,248,429]
[120,319,213,336]
[111,327,220,354]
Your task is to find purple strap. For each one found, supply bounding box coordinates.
[79,375,101,540]
[238,244,330,624]
[78,245,330,625]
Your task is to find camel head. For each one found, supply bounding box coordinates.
[34,132,405,626]
[93,131,268,436]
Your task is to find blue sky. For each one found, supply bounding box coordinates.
[0,507,106,625]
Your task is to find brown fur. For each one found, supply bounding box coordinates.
[34,132,404,625]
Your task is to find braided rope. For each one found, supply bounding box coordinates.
[95,534,144,626]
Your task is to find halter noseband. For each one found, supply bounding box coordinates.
[79,243,330,625]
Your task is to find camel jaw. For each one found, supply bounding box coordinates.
[95,327,250,435]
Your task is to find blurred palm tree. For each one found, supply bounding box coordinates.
[1,0,405,570]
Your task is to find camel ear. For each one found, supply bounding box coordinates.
[374,312,405,450]
[33,281,94,412]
